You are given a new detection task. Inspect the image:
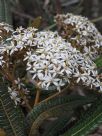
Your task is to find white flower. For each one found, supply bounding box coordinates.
[42,73,60,90]
[14,78,25,89]
[23,31,101,92]
[55,13,102,60]
[8,87,20,105]
[1,27,101,92]
[0,22,13,33]
[0,56,5,66]
[26,62,32,70]
[73,71,88,83]
[83,46,97,59]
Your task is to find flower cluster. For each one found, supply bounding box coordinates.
[0,26,37,68]
[24,31,102,91]
[2,26,37,55]
[0,23,13,67]
[55,13,102,60]
[3,27,101,92]
[8,78,29,105]
[0,22,13,42]
[0,24,102,94]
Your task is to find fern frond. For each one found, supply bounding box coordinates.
[0,83,26,136]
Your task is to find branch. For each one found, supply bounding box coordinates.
[41,85,70,103]
[34,88,40,106]
[91,16,102,23]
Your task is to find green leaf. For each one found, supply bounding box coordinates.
[95,56,102,68]
[0,0,5,22]
[0,83,26,136]
[26,95,96,136]
[62,99,102,136]
[42,113,73,136]
[0,0,12,24]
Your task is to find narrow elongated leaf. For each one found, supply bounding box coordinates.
[0,83,25,136]
[62,99,102,136]
[27,95,96,136]
[0,0,12,24]
[0,0,5,22]
[42,113,73,136]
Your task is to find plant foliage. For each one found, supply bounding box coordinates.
[95,56,102,68]
[26,95,96,136]
[62,98,102,136]
[0,0,12,24]
[0,1,102,135]
[0,82,25,136]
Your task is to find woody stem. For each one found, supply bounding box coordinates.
[34,88,40,106]
[41,85,70,103]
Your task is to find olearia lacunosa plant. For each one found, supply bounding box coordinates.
[0,13,102,136]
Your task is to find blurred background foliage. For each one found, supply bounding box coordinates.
[3,0,102,32]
